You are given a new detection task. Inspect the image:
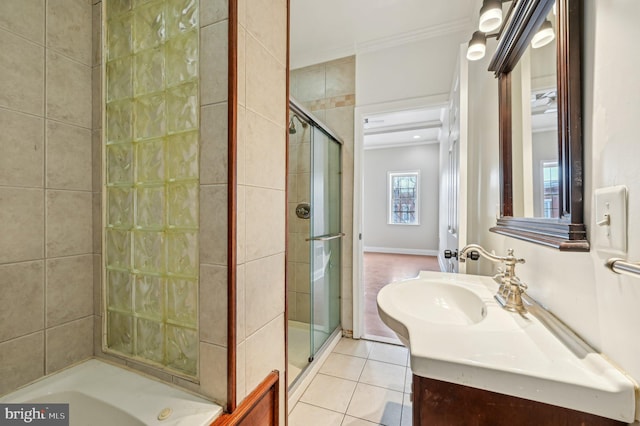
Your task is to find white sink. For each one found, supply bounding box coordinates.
[377,271,637,423]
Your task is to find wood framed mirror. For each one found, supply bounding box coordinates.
[488,0,588,251]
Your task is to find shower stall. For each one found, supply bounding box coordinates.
[288,99,343,387]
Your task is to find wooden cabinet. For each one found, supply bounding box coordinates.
[412,375,625,426]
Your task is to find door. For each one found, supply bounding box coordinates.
[309,126,342,358]
[440,44,469,273]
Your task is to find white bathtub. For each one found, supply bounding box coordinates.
[0,359,222,426]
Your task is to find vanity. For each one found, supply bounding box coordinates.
[377,270,636,425]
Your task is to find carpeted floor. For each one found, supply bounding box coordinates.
[363,252,440,341]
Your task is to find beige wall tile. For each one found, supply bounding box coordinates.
[292,65,325,103]
[325,57,356,98]
[324,106,355,145]
[0,29,44,116]
[245,253,285,336]
[0,332,44,395]
[92,66,102,130]
[294,292,310,323]
[0,261,44,343]
[0,108,44,187]
[245,110,286,190]
[236,340,247,405]
[0,188,44,264]
[92,192,102,254]
[199,342,227,404]
[246,0,287,66]
[236,185,246,265]
[245,34,286,125]
[287,290,296,320]
[46,120,92,190]
[47,0,92,65]
[46,255,93,327]
[200,20,228,106]
[46,51,92,128]
[92,130,102,192]
[92,3,102,67]
[45,316,93,374]
[245,314,284,392]
[93,254,102,316]
[244,187,285,261]
[201,0,228,27]
[237,106,246,185]
[200,102,228,185]
[0,0,45,45]
[46,190,92,257]
[236,264,245,341]
[294,262,310,293]
[237,27,246,107]
[199,264,227,346]
[199,185,227,265]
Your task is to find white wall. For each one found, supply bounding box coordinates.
[465,0,640,405]
[356,32,468,107]
[363,144,440,253]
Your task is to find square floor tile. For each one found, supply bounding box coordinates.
[289,402,345,426]
[369,342,409,366]
[342,415,380,425]
[359,359,406,392]
[333,338,373,358]
[401,392,412,426]
[319,353,366,381]
[346,382,404,426]
[301,373,358,413]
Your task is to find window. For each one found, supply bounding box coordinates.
[542,161,560,218]
[388,171,420,225]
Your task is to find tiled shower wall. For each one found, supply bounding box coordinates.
[93,0,230,404]
[235,0,287,422]
[290,56,356,333]
[0,1,94,395]
[287,116,311,323]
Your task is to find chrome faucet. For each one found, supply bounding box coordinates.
[459,244,528,314]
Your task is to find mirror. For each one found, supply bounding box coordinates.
[488,0,588,251]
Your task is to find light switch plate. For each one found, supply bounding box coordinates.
[594,185,628,255]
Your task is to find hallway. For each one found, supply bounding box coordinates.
[363,253,440,341]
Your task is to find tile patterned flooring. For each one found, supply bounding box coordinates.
[289,338,412,426]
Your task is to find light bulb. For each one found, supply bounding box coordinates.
[466,31,487,61]
[531,20,555,49]
[479,0,503,33]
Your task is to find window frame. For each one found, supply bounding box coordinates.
[387,170,420,226]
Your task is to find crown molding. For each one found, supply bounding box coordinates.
[356,18,474,55]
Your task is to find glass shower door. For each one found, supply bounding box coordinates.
[309,127,342,358]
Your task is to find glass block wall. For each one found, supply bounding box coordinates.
[104,0,200,377]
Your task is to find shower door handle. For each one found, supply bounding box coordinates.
[305,232,345,242]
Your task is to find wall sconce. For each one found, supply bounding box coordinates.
[466,0,556,61]
[479,0,503,32]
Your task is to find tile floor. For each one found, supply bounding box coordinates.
[289,338,412,426]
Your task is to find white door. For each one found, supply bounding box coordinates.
[439,44,468,273]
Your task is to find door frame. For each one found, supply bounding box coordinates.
[352,95,450,339]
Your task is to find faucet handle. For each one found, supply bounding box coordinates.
[511,276,528,291]
[506,248,526,264]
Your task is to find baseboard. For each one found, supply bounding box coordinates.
[364,247,439,256]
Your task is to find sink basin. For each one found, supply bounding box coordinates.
[376,271,637,423]
[385,281,486,326]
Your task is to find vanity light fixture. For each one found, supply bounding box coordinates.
[479,0,504,32]
[467,31,488,61]
[531,19,555,48]
[467,0,515,61]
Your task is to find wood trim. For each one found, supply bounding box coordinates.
[227,0,238,414]
[489,0,588,251]
[498,73,513,217]
[213,371,280,426]
[413,375,625,426]
[284,0,291,423]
